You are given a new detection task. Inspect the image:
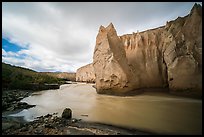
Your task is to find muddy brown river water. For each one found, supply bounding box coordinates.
[10,83,202,135]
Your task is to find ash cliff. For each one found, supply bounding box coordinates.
[76,63,95,83]
[76,4,202,96]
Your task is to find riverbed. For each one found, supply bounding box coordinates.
[10,83,202,135]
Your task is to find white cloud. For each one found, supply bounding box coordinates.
[2,49,7,56]
[2,49,78,72]
[2,2,198,72]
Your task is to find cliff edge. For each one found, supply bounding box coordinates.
[76,4,202,96]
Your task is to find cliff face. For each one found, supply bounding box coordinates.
[76,63,95,83]
[93,23,134,94]
[120,27,169,89]
[119,4,202,92]
[164,3,202,91]
[77,4,202,95]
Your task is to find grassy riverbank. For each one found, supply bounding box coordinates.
[2,62,69,90]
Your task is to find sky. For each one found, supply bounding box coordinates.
[2,2,202,72]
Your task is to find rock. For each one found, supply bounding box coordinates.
[163,4,202,92]
[44,118,49,123]
[20,126,29,132]
[77,4,202,96]
[120,27,168,89]
[44,124,54,128]
[44,114,52,118]
[13,101,17,104]
[2,112,151,135]
[66,128,95,135]
[19,97,24,100]
[7,106,14,111]
[76,63,95,83]
[2,123,15,130]
[7,97,13,102]
[52,112,58,115]
[61,108,72,119]
[17,102,36,109]
[93,23,135,95]
[71,118,77,123]
[34,129,43,135]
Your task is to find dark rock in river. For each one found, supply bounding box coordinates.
[62,108,72,119]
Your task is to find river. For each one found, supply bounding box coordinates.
[10,83,202,134]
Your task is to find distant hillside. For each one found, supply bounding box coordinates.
[42,72,76,82]
[2,62,67,90]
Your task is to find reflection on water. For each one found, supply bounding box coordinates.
[10,83,202,134]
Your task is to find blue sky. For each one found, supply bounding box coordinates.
[2,38,24,52]
[2,38,29,62]
[2,2,201,72]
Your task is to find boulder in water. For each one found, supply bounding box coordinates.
[62,108,72,119]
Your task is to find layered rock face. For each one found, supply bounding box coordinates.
[164,4,202,91]
[120,26,169,89]
[76,63,95,83]
[119,4,202,92]
[77,4,202,95]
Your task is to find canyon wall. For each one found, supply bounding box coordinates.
[76,4,202,95]
[120,26,169,89]
[164,4,202,92]
[76,63,95,83]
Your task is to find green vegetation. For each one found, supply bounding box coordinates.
[2,62,66,90]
